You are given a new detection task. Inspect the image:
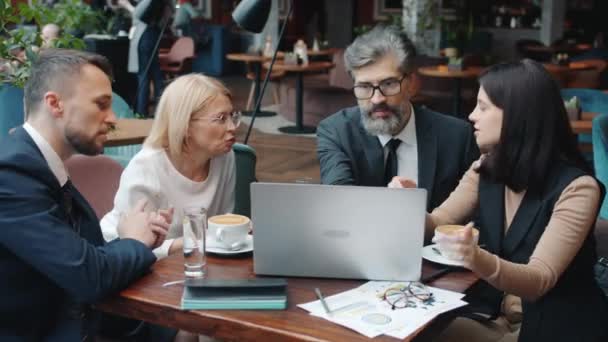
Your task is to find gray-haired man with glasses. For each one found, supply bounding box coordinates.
[316,25,478,211]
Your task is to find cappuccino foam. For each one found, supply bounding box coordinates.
[209,214,249,225]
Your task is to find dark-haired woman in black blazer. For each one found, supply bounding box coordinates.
[393,59,608,341]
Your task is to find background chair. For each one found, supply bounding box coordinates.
[562,88,608,114]
[245,66,285,110]
[65,154,124,219]
[593,115,608,220]
[592,115,608,263]
[233,143,256,217]
[159,36,195,79]
[103,92,143,167]
[0,85,24,138]
[561,88,608,161]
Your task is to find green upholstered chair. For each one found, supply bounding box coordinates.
[592,116,608,263]
[233,143,257,217]
[562,88,608,163]
[593,114,608,219]
[0,85,24,138]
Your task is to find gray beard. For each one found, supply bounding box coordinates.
[360,102,407,136]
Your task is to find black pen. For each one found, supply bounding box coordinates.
[314,287,332,316]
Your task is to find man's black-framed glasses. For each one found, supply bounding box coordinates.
[381,282,434,310]
[353,75,407,100]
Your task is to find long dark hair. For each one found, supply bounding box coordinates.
[478,59,590,193]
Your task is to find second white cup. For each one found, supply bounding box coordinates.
[207,214,250,249]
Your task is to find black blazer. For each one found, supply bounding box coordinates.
[473,162,608,342]
[317,105,479,210]
[0,128,156,341]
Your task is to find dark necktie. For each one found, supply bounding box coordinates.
[384,138,401,185]
[62,179,80,234]
[61,180,90,341]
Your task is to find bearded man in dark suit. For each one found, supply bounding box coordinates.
[317,25,479,210]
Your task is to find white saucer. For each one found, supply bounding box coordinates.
[422,244,465,267]
[206,235,253,255]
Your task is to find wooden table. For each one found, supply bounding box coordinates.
[543,62,596,86]
[570,112,598,135]
[417,66,484,118]
[581,112,598,121]
[106,118,154,147]
[543,62,595,73]
[96,253,478,341]
[265,61,335,134]
[226,53,285,118]
[525,43,592,55]
[571,120,592,135]
[307,48,339,57]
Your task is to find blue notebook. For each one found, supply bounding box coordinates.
[181,278,287,310]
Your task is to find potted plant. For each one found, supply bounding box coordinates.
[0,0,103,136]
[447,56,463,71]
[46,0,105,38]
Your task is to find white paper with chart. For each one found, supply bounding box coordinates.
[298,281,468,339]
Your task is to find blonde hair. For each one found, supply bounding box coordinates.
[145,74,232,158]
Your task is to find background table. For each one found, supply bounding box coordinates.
[417,66,483,118]
[96,253,478,341]
[571,119,593,135]
[306,48,339,57]
[542,62,595,74]
[570,112,597,135]
[226,53,282,117]
[267,61,335,134]
[106,119,154,147]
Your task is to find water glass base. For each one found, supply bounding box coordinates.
[184,266,205,278]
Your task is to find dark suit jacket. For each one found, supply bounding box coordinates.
[0,128,156,341]
[317,105,479,210]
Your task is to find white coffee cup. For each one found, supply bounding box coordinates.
[207,214,250,249]
[434,225,479,261]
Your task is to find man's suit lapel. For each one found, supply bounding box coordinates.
[11,127,62,190]
[357,116,385,186]
[415,107,437,208]
[13,127,104,244]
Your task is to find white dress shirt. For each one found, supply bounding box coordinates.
[377,106,418,186]
[23,122,69,187]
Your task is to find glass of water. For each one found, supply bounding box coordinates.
[182,207,207,278]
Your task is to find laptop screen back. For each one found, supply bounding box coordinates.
[252,183,427,281]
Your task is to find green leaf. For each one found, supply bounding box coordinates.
[0,0,108,88]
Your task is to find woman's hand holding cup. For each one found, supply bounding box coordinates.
[432,222,480,268]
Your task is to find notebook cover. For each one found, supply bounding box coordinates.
[181,278,287,310]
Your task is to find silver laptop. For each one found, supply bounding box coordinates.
[251,183,427,281]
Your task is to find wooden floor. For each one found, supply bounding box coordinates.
[220,75,321,184]
[235,125,320,183]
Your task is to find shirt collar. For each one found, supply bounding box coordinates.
[378,105,417,147]
[23,122,69,186]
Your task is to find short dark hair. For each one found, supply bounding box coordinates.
[24,48,113,117]
[344,25,417,76]
[479,59,589,193]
